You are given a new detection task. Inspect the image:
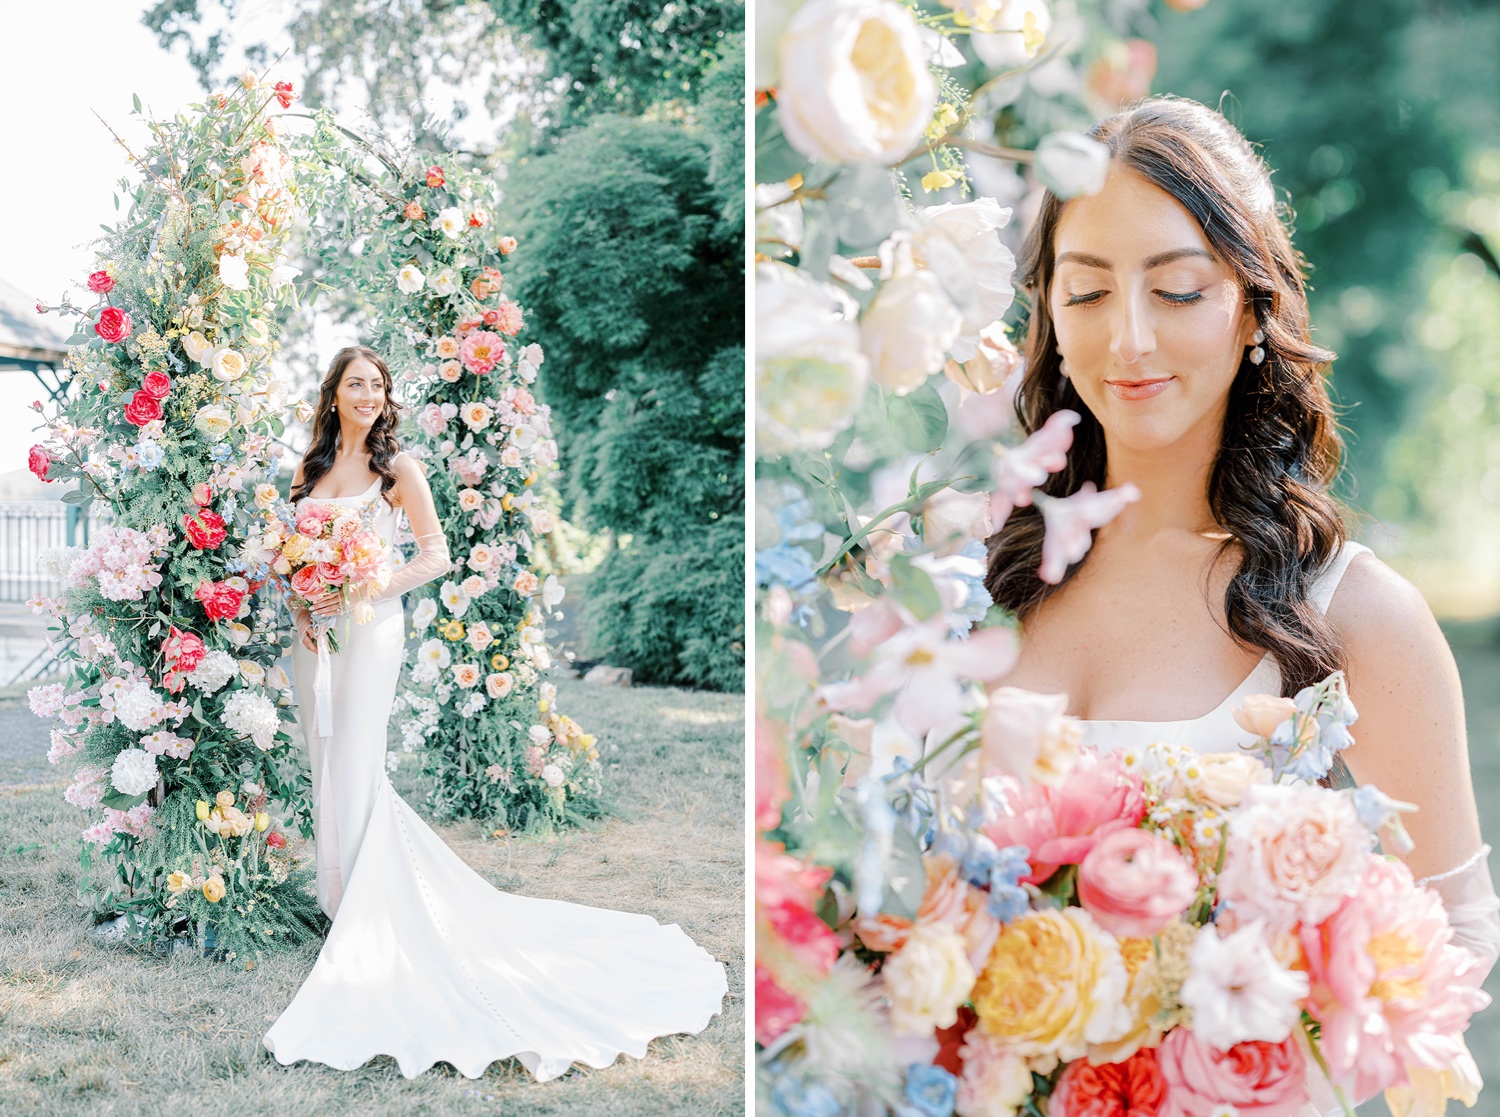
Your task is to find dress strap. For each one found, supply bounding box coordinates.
[1309,541,1371,615]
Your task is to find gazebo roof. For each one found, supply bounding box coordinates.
[0,275,70,365]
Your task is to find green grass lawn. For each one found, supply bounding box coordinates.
[0,677,745,1117]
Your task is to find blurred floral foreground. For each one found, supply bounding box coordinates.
[754,2,1492,1115]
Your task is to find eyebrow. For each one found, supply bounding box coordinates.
[1056,247,1217,270]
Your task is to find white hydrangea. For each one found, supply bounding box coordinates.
[189,650,237,693]
[114,680,165,732]
[111,748,158,797]
[223,691,280,751]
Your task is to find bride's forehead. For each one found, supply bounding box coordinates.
[1052,170,1214,265]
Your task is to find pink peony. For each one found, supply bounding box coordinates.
[315,561,346,587]
[1052,1045,1167,1116]
[161,625,206,673]
[459,330,506,375]
[295,504,333,537]
[1299,855,1491,1101]
[27,444,51,481]
[984,747,1147,884]
[1078,826,1199,939]
[1159,1029,1309,1117]
[755,965,807,1046]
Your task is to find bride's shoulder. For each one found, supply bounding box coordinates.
[1326,548,1456,687]
[391,450,428,479]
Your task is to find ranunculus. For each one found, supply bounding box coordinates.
[1218,782,1371,932]
[124,391,163,426]
[1051,1046,1167,1117]
[860,270,963,394]
[193,404,233,441]
[140,370,172,399]
[27,444,50,481]
[776,0,937,164]
[183,509,227,550]
[95,306,133,343]
[211,347,246,382]
[195,579,246,621]
[87,269,115,293]
[1233,693,1298,740]
[202,876,226,902]
[971,906,1132,1062]
[883,922,976,1037]
[1158,1029,1309,1117]
[1077,826,1199,940]
[984,747,1147,884]
[218,253,250,291]
[1036,131,1112,200]
[266,830,287,848]
[425,164,445,187]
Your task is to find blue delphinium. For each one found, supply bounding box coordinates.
[135,439,165,471]
[988,843,1032,923]
[210,441,234,462]
[756,484,825,626]
[902,1064,958,1117]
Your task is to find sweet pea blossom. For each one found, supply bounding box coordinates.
[1036,481,1142,584]
[989,410,1080,525]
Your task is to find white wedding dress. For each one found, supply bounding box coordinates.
[263,478,728,1081]
[1077,541,1498,1116]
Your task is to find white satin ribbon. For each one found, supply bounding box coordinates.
[314,627,334,737]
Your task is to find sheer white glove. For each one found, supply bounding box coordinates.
[1419,844,1500,980]
[371,531,452,602]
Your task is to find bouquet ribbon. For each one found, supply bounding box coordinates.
[314,626,334,737]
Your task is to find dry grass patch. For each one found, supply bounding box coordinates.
[0,678,744,1117]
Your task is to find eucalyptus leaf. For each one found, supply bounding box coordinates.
[887,382,949,453]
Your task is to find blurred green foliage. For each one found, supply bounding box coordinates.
[1150,0,1500,585]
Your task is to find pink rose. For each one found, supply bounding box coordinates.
[289,564,323,600]
[27,444,50,482]
[984,747,1147,884]
[315,561,345,587]
[1159,1030,1309,1117]
[123,391,162,426]
[140,370,172,399]
[497,235,517,254]
[87,269,115,294]
[296,504,333,537]
[1052,1046,1167,1116]
[95,306,132,343]
[195,580,245,621]
[1078,826,1200,939]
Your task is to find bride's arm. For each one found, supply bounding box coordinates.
[372,452,451,600]
[1329,553,1499,973]
[287,460,317,651]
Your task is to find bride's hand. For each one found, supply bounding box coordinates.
[299,625,319,653]
[308,590,343,618]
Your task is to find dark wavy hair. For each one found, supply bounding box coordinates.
[290,345,403,505]
[984,96,1349,699]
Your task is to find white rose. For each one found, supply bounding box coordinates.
[943,322,1022,395]
[193,404,233,442]
[184,331,215,365]
[860,270,963,394]
[396,264,426,294]
[269,264,301,291]
[541,764,565,788]
[756,265,868,452]
[242,318,270,347]
[1035,131,1112,200]
[219,253,250,291]
[238,659,266,685]
[776,0,937,165]
[911,198,1017,362]
[210,346,247,382]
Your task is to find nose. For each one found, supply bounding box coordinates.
[1110,289,1156,366]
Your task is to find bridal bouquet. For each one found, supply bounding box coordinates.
[251,497,392,652]
[757,674,1491,1117]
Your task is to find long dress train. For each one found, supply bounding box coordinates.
[262,479,728,1080]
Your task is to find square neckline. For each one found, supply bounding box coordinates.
[306,477,382,502]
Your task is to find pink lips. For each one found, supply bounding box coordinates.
[1106,377,1172,401]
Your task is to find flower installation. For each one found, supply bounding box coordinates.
[755,1,1490,1114]
[296,115,603,830]
[26,77,323,960]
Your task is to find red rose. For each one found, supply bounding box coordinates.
[266,831,287,849]
[123,392,163,427]
[87,270,115,294]
[273,81,296,108]
[403,200,424,221]
[27,445,50,482]
[95,306,133,343]
[140,370,172,399]
[183,509,228,550]
[425,164,445,188]
[195,580,245,621]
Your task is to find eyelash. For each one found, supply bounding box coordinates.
[1063,290,1204,307]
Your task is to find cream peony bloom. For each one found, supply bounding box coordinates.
[210,347,247,382]
[184,330,215,364]
[219,253,250,291]
[1179,921,1309,1051]
[776,0,937,165]
[396,264,425,294]
[905,198,1017,362]
[193,404,233,441]
[860,270,963,394]
[882,922,976,1036]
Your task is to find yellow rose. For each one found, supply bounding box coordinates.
[215,790,235,810]
[210,346,247,382]
[883,923,976,1036]
[202,876,226,903]
[167,870,192,894]
[255,812,270,832]
[195,799,211,820]
[254,483,279,509]
[972,907,1131,1062]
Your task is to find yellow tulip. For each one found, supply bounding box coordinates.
[255,812,270,832]
[195,800,211,820]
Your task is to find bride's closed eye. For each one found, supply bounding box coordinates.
[1062,289,1205,307]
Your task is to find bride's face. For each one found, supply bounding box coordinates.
[333,356,386,431]
[1048,168,1258,457]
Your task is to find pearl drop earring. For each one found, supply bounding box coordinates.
[1058,356,1071,379]
[1248,329,1266,366]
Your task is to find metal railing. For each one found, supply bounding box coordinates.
[0,501,103,603]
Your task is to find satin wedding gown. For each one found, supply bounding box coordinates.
[263,478,728,1080]
[1077,542,1499,1116]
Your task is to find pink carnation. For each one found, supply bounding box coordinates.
[1078,826,1199,939]
[984,747,1146,884]
[1159,1029,1309,1117]
[1299,855,1491,1101]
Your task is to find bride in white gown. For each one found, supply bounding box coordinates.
[985,98,1499,1114]
[262,346,727,1081]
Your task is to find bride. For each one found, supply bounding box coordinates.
[261,345,727,1081]
[984,97,1498,1110]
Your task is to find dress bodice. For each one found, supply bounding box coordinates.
[302,477,404,560]
[1077,542,1370,755]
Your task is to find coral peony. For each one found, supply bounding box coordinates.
[195,579,246,621]
[984,747,1147,884]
